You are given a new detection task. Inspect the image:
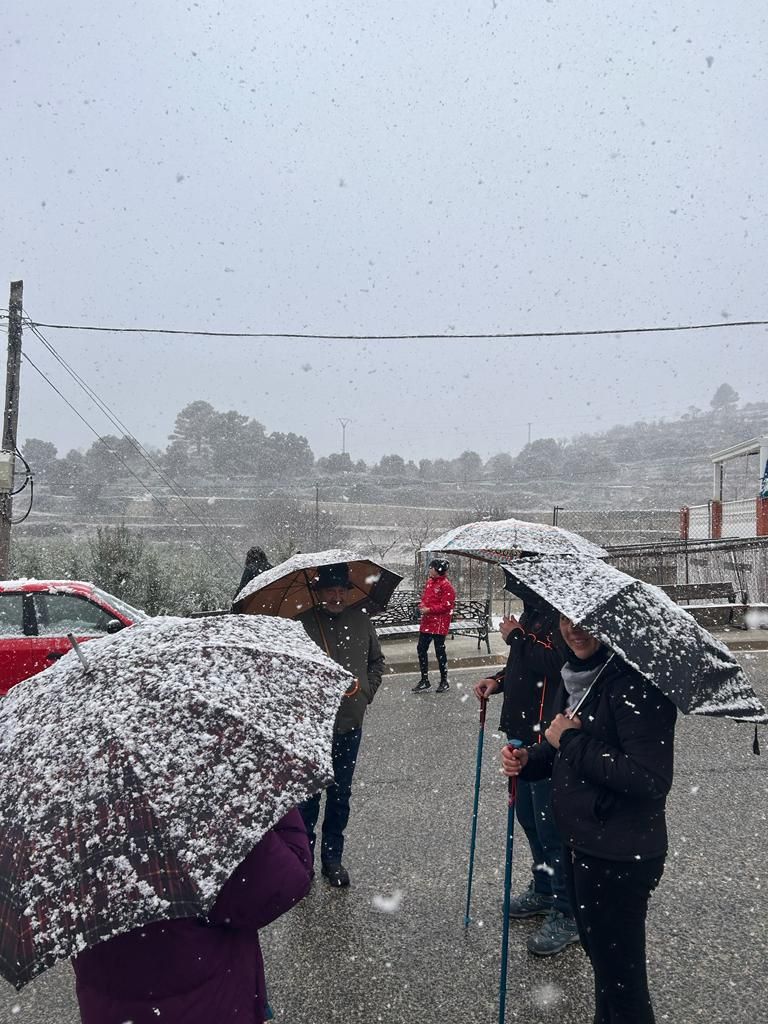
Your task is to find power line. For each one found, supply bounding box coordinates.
[23,317,243,569]
[20,350,241,574]
[6,317,768,341]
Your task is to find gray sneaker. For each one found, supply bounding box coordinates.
[507,883,553,919]
[527,911,580,956]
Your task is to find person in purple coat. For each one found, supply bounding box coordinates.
[73,808,312,1024]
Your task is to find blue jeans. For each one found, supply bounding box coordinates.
[515,776,572,916]
[299,728,362,865]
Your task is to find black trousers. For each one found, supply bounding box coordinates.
[416,632,447,678]
[563,847,665,1024]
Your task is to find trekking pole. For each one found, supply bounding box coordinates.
[499,738,523,1024]
[463,696,488,928]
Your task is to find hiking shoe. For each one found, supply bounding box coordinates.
[412,678,431,692]
[507,883,553,919]
[321,862,350,887]
[527,911,580,956]
[436,680,449,693]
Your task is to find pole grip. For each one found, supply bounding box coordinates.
[479,695,488,726]
[506,738,523,803]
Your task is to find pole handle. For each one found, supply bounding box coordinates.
[479,695,488,726]
[505,738,523,803]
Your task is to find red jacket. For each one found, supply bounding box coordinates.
[419,576,456,635]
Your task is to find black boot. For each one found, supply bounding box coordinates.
[412,675,431,692]
[436,676,449,693]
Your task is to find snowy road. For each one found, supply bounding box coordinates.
[3,654,767,1023]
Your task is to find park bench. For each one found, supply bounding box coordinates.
[375,592,492,652]
[659,581,743,625]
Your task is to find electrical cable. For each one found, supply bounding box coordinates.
[20,350,240,575]
[10,317,768,340]
[23,317,243,569]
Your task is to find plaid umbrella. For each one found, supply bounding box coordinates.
[423,517,607,562]
[500,555,767,722]
[0,614,352,989]
[233,548,403,617]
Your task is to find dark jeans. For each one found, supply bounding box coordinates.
[416,632,447,678]
[563,847,665,1024]
[299,728,362,866]
[515,777,571,916]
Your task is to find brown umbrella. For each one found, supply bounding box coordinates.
[233,548,403,618]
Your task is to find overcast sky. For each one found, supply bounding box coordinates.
[3,1,766,462]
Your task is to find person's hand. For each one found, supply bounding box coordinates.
[545,713,581,749]
[418,604,428,613]
[498,614,522,642]
[500,744,528,776]
[473,677,501,700]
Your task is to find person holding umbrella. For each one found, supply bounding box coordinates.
[473,597,578,956]
[412,558,456,693]
[297,561,385,888]
[74,808,312,1024]
[501,615,678,1024]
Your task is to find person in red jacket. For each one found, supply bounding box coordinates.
[73,808,312,1024]
[412,558,456,693]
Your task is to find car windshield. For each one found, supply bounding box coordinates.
[93,588,149,622]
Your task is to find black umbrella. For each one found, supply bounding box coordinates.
[0,614,352,989]
[500,556,767,723]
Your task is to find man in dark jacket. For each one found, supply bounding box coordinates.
[297,562,385,888]
[74,808,312,1024]
[473,598,578,956]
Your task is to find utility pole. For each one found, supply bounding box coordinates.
[527,422,532,445]
[338,418,351,455]
[0,280,24,577]
[314,482,320,548]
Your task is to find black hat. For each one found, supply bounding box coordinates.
[314,563,352,589]
[429,558,450,575]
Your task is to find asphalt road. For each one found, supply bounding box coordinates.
[3,652,767,1024]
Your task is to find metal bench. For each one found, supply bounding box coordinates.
[375,593,491,652]
[659,581,742,625]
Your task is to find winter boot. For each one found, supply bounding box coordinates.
[436,676,449,693]
[412,675,431,692]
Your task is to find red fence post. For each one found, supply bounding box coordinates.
[756,497,768,537]
[710,500,723,539]
[679,506,690,540]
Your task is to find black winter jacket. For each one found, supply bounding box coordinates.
[496,604,568,746]
[522,655,677,861]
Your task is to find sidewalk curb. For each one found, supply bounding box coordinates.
[386,654,506,676]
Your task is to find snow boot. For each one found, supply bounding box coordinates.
[436,677,449,693]
[412,676,431,692]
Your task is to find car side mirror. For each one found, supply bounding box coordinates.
[106,619,125,634]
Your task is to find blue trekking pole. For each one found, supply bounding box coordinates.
[499,738,523,1024]
[464,696,488,928]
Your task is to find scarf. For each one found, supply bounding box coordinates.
[561,646,611,711]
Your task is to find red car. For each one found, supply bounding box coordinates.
[0,580,147,695]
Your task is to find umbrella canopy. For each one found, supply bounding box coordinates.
[233,548,403,617]
[500,555,767,723]
[0,614,352,989]
[423,517,607,561]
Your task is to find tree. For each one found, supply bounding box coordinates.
[512,438,565,479]
[378,454,406,476]
[21,438,58,481]
[316,452,353,474]
[88,524,145,601]
[485,452,515,482]
[454,450,483,485]
[710,383,739,411]
[170,401,217,457]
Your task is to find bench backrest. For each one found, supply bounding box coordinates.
[659,582,736,603]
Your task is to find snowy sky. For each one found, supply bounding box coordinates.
[3,1,767,461]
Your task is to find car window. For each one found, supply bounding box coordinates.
[33,594,113,636]
[0,594,25,636]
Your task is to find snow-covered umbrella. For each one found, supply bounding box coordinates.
[423,517,607,562]
[0,614,352,989]
[500,555,767,722]
[232,548,403,617]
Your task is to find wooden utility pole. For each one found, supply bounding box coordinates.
[0,280,24,577]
